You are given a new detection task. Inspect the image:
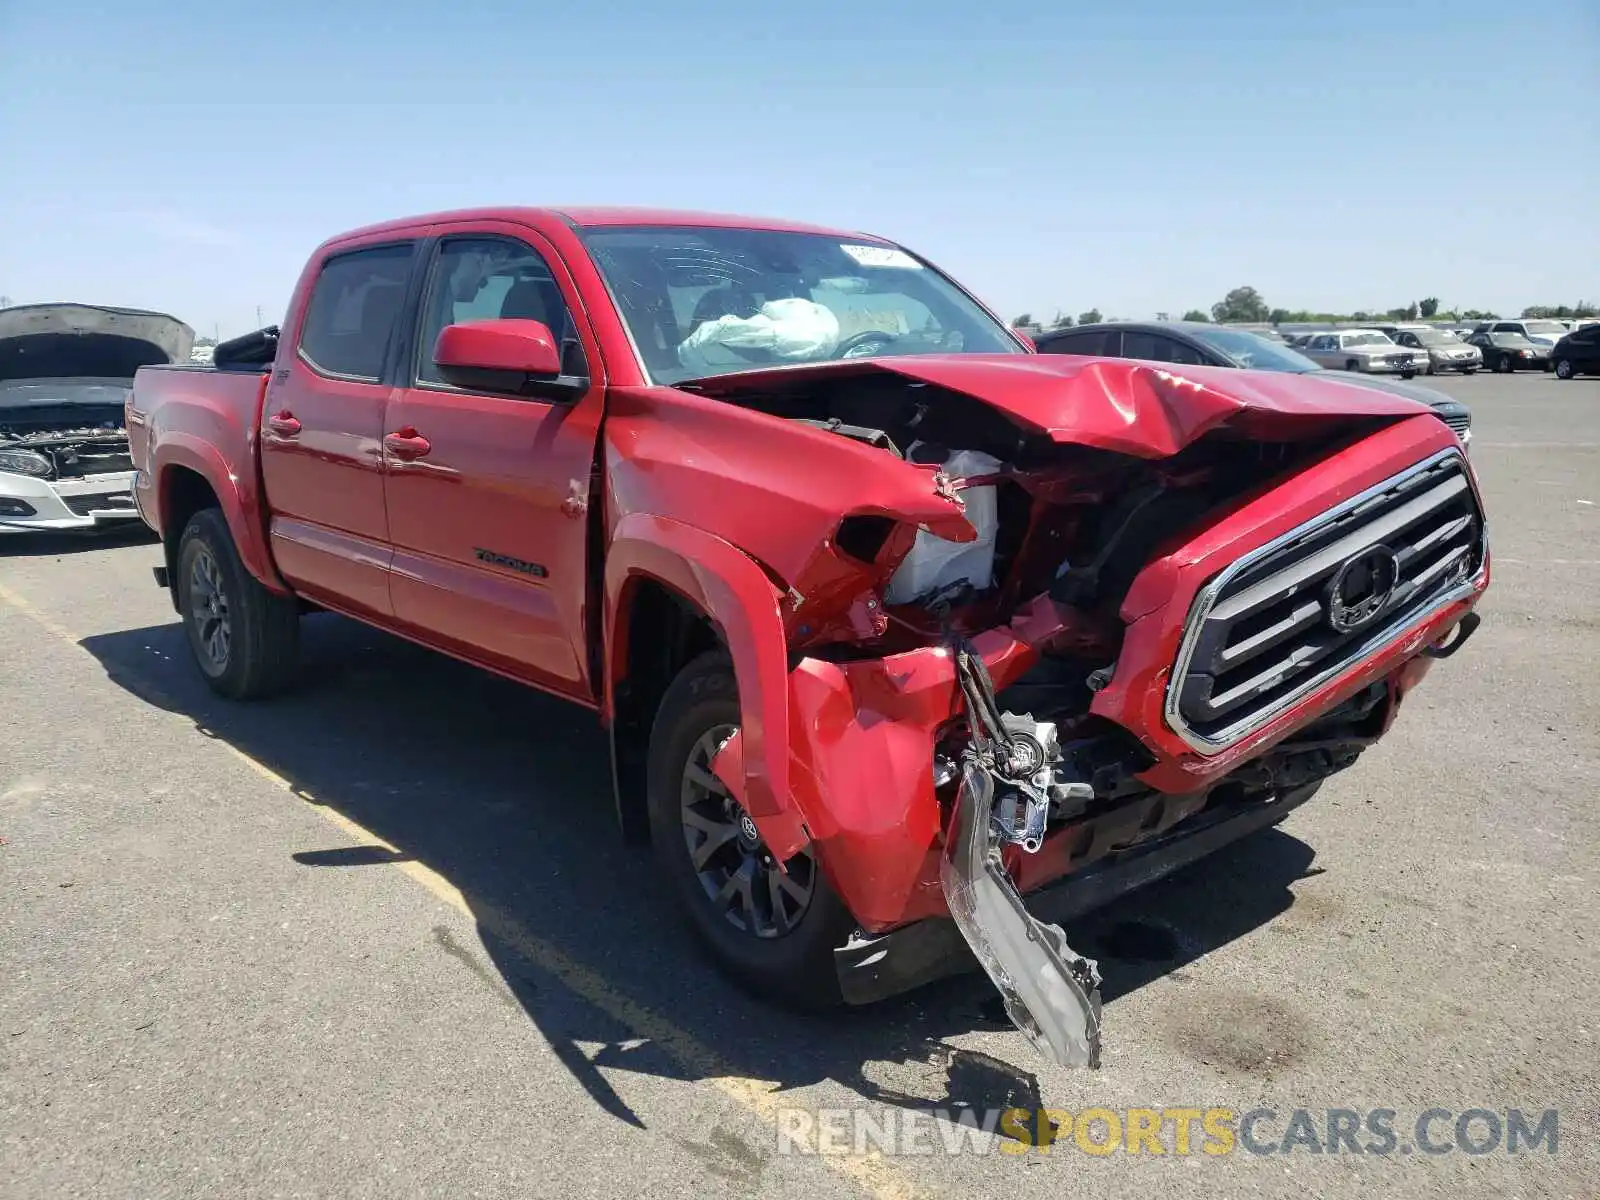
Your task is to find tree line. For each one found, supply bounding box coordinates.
[1013,287,1598,330]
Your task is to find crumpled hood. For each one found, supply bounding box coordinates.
[0,304,195,383]
[689,354,1432,459]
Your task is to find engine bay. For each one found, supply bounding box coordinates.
[0,405,132,480]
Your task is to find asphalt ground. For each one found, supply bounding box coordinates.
[2,370,1595,1199]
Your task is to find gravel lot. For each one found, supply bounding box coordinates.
[2,372,1595,1199]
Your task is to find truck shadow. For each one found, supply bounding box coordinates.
[0,525,158,557]
[80,613,1316,1129]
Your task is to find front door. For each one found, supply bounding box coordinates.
[260,241,417,617]
[381,228,605,700]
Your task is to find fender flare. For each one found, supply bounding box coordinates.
[604,513,809,860]
[156,434,288,592]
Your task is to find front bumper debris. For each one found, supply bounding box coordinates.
[929,638,1105,1067]
[835,778,1325,1006]
[941,759,1103,1068]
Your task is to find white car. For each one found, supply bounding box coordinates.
[0,304,194,534]
[1299,329,1423,377]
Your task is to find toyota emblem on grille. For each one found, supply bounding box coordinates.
[1325,545,1400,633]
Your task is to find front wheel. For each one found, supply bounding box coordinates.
[1345,359,1361,372]
[1400,370,1417,380]
[176,508,300,699]
[1494,355,1515,374]
[1554,358,1575,380]
[646,652,855,1008]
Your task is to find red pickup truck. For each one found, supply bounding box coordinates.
[128,207,1489,1066]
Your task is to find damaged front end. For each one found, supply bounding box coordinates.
[643,354,1489,1067]
[0,304,192,532]
[944,643,1102,1068]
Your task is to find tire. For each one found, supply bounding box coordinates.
[175,508,300,699]
[1400,371,1417,380]
[1554,358,1575,380]
[646,651,855,1008]
[1344,359,1360,372]
[1494,354,1515,374]
[1425,361,1437,376]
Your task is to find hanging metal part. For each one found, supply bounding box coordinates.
[941,759,1104,1068]
[943,633,1104,1067]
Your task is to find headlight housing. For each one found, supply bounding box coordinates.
[0,448,52,478]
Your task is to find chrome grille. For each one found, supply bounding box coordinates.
[1167,449,1485,752]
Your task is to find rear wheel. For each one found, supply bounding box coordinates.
[646,652,854,1008]
[176,508,300,699]
[1554,358,1575,380]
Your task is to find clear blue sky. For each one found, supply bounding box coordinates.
[3,0,1596,337]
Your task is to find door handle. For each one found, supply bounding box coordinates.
[267,411,302,436]
[384,428,432,460]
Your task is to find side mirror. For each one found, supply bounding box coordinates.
[432,319,586,400]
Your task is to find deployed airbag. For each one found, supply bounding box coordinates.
[678,298,840,373]
[884,449,1001,604]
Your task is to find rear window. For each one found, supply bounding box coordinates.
[298,245,415,381]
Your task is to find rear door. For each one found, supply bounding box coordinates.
[1118,330,1208,366]
[260,241,418,617]
[381,226,605,700]
[1304,334,1338,367]
[1033,329,1114,357]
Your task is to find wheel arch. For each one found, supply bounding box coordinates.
[602,514,809,858]
[155,436,288,605]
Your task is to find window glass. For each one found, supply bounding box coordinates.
[416,238,579,385]
[298,245,415,380]
[1035,330,1110,356]
[1121,331,1206,365]
[581,226,1019,383]
[1189,327,1321,371]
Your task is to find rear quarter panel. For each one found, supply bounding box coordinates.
[132,364,286,591]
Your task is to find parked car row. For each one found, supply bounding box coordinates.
[1281,327,1478,377]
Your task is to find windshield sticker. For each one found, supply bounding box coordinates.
[839,244,922,270]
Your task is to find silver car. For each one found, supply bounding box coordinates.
[1389,325,1482,374]
[1300,329,1423,377]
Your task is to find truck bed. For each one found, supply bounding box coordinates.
[128,360,273,563]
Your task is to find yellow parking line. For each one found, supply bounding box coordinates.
[0,579,926,1200]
